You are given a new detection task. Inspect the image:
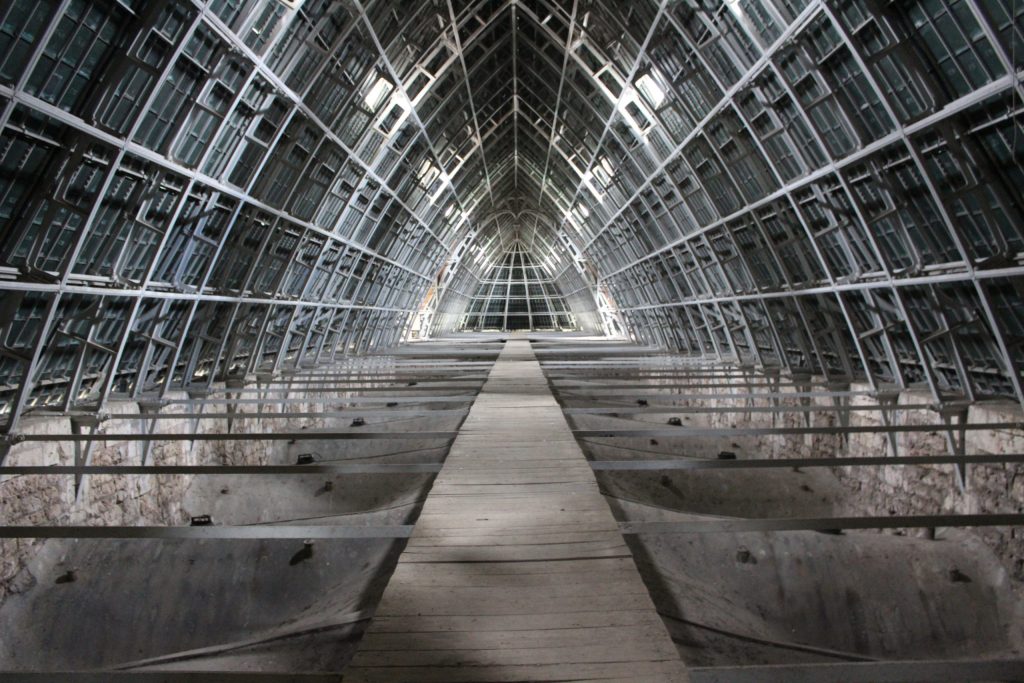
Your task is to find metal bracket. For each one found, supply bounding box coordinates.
[934,402,971,492]
[874,389,901,458]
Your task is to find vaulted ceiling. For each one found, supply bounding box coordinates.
[1,0,1023,432]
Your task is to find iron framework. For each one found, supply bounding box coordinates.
[0,0,1022,438]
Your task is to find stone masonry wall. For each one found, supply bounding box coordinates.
[839,386,1024,579]
[0,367,393,601]
[656,374,1024,580]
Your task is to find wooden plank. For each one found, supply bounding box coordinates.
[386,557,640,578]
[363,609,668,633]
[403,531,626,547]
[344,661,684,682]
[345,340,688,683]
[373,589,654,617]
[409,522,621,538]
[357,623,673,650]
[386,568,645,588]
[395,543,633,563]
[426,483,600,495]
[348,641,676,666]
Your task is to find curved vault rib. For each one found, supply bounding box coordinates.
[0,0,1023,438]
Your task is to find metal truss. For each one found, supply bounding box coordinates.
[539,0,1024,410]
[1,0,1023,440]
[457,238,579,331]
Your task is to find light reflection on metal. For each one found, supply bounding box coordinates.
[0,0,1021,439]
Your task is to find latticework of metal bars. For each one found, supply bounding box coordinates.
[458,239,577,331]
[0,0,1022,439]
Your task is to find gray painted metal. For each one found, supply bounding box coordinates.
[565,404,939,415]
[688,659,1024,683]
[11,432,457,443]
[589,454,1024,470]
[156,396,475,405]
[0,525,414,539]
[1,0,1021,434]
[100,409,470,421]
[185,385,485,393]
[574,423,1022,438]
[0,463,443,475]
[619,515,1024,534]
[0,676,342,682]
[562,390,876,399]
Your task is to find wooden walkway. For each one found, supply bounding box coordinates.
[346,340,688,682]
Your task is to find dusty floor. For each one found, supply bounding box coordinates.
[0,335,1021,674]
[544,340,1024,668]
[0,362,473,671]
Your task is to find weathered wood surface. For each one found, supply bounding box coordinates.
[345,340,687,682]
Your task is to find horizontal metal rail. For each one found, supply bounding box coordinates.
[619,514,1024,534]
[0,463,444,475]
[188,385,485,393]
[0,675,343,682]
[356,362,496,367]
[589,454,1024,470]
[5,516,1020,539]
[10,431,457,443]
[547,372,807,379]
[99,409,470,421]
[227,375,490,383]
[552,381,837,390]
[322,361,497,367]
[192,384,485,394]
[538,360,718,366]
[0,525,414,539]
[7,456,1015,475]
[573,423,1019,438]
[688,659,1024,683]
[564,404,939,415]
[156,396,475,405]
[379,354,500,361]
[560,390,875,400]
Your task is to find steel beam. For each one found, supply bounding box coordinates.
[620,514,1024,534]
[589,454,1024,471]
[688,659,1024,683]
[0,525,414,539]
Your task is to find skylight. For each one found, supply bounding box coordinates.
[364,76,394,109]
[582,170,604,202]
[617,88,654,138]
[636,73,665,108]
[587,155,615,198]
[417,160,441,187]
